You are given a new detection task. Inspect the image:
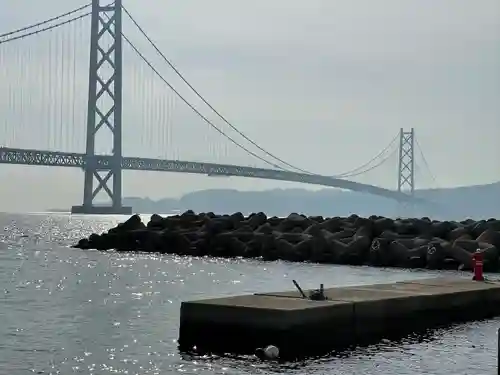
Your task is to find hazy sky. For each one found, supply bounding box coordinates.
[0,0,499,212]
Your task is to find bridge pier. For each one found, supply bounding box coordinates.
[71,0,131,215]
[71,204,132,215]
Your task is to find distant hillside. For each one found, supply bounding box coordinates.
[119,182,500,219]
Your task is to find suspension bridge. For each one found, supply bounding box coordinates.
[0,0,438,214]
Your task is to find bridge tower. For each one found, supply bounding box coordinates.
[396,128,415,217]
[71,0,131,214]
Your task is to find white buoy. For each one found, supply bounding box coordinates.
[263,345,279,359]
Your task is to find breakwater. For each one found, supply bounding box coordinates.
[73,211,500,271]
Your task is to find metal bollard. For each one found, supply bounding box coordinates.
[292,280,327,301]
[309,283,327,301]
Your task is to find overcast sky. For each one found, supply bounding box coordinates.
[0,0,499,212]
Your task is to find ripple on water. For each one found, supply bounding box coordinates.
[0,212,498,374]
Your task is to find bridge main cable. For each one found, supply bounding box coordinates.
[123,6,403,181]
[114,25,297,171]
[122,6,316,175]
[333,133,399,178]
[415,138,437,186]
[0,3,92,41]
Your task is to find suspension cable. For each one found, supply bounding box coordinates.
[0,12,91,45]
[122,7,406,180]
[333,132,399,177]
[338,148,398,178]
[122,5,315,174]
[120,32,292,171]
[415,138,437,186]
[0,3,91,39]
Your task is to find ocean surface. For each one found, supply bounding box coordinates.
[0,212,499,375]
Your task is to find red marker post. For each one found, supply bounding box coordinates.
[472,250,484,281]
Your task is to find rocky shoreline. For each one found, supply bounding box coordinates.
[72,211,500,272]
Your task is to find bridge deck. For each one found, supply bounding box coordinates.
[0,147,424,203]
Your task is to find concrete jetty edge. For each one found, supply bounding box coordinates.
[178,277,500,359]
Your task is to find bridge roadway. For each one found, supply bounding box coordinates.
[0,147,423,203]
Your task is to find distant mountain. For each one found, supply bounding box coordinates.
[119,182,500,219]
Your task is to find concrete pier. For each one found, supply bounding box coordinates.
[178,277,500,359]
[70,205,132,215]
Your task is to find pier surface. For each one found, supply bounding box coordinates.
[178,277,500,359]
